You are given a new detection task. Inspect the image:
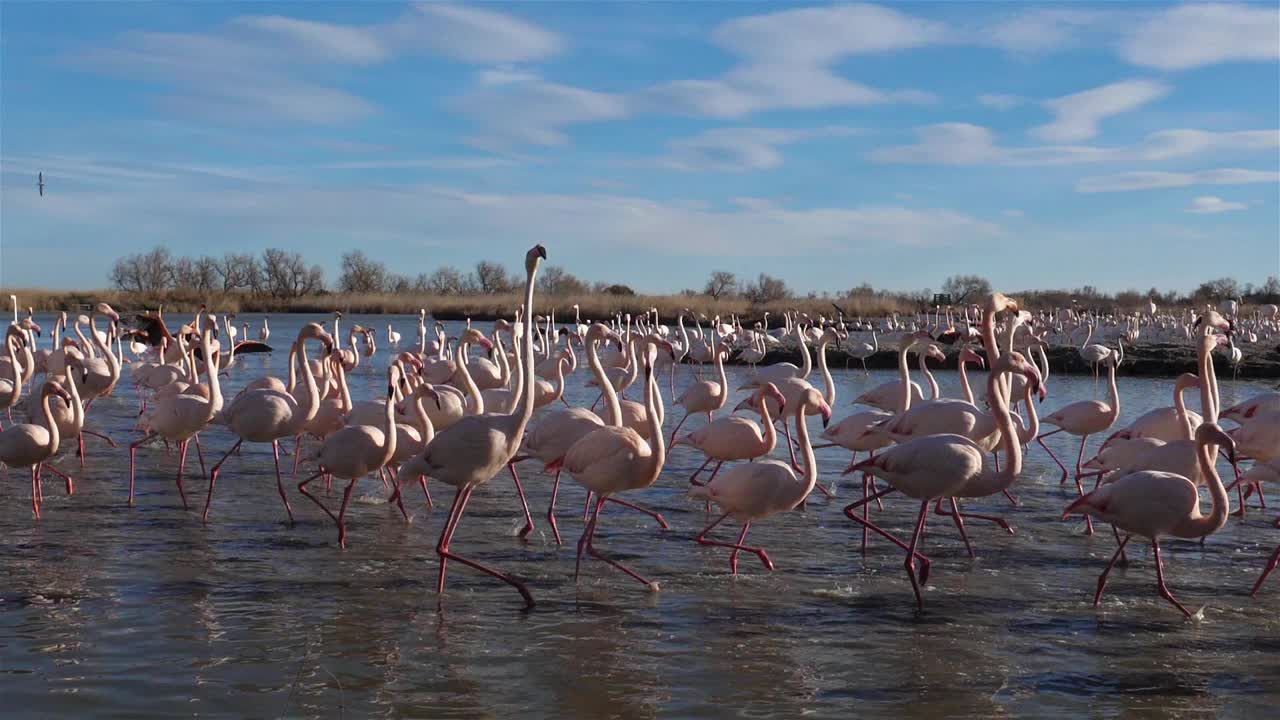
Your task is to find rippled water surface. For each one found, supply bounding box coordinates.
[3,313,1278,718]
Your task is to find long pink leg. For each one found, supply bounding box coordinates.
[1151,539,1192,618]
[333,477,359,548]
[292,434,304,477]
[128,432,158,506]
[386,467,410,523]
[583,490,593,522]
[903,501,932,609]
[1072,470,1095,536]
[437,485,534,607]
[546,468,563,545]
[667,411,690,447]
[576,496,656,588]
[43,464,75,496]
[1093,534,1130,606]
[298,471,340,527]
[193,435,206,478]
[935,498,974,558]
[508,464,535,539]
[175,440,190,510]
[418,475,432,509]
[1251,545,1280,596]
[81,429,117,448]
[271,440,294,523]
[1035,429,1068,484]
[78,435,86,468]
[687,456,713,486]
[603,496,669,528]
[31,466,41,519]
[935,498,1016,536]
[842,487,931,582]
[204,439,244,521]
[695,516,773,575]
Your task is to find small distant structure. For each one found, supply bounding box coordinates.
[932,293,953,306]
[37,172,45,197]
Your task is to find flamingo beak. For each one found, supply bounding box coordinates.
[733,397,752,413]
[821,403,832,428]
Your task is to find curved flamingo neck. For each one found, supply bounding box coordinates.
[918,352,940,401]
[896,341,913,413]
[286,342,298,393]
[202,331,223,419]
[1015,381,1039,445]
[794,396,817,498]
[958,358,975,405]
[712,345,728,411]
[456,341,484,415]
[376,383,398,469]
[1175,434,1229,538]
[41,391,61,456]
[1103,359,1120,424]
[758,391,777,455]
[642,364,665,482]
[1174,376,1194,442]
[817,336,835,405]
[291,336,320,431]
[336,358,353,413]
[588,337,621,427]
[797,327,812,379]
[505,260,540,457]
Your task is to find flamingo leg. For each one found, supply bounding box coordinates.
[204,439,244,522]
[576,496,657,589]
[292,434,304,477]
[331,477,359,548]
[935,498,974,558]
[297,471,340,525]
[508,464,535,539]
[842,487,931,582]
[128,432,158,507]
[583,490,593,522]
[695,516,773,575]
[603,496,669,529]
[687,456,713,486]
[31,465,41,519]
[935,498,1016,537]
[175,439,191,510]
[386,467,410,523]
[782,420,801,472]
[418,475,432,509]
[1151,539,1192,618]
[43,464,75,496]
[193,434,206,478]
[668,411,691,448]
[1250,545,1280,596]
[903,501,932,609]
[437,485,534,607]
[81,429,117,448]
[271,440,294,524]
[1035,429,1069,484]
[546,468,563,545]
[1072,473,1095,536]
[1093,534,1130,606]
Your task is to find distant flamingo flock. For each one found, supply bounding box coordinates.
[1,251,1277,616]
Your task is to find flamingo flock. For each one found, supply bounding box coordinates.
[2,252,1278,618]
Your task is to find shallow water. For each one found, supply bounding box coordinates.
[3,312,1278,718]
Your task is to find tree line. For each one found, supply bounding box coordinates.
[109,245,1278,309]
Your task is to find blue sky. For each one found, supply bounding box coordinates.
[1,2,1277,294]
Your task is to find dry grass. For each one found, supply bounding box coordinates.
[2,287,918,322]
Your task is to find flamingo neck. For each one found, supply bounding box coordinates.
[1176,435,1229,539]
[456,341,484,415]
[817,336,834,405]
[896,342,913,413]
[958,359,975,405]
[797,327,812,379]
[1015,381,1039,445]
[293,336,320,430]
[794,397,817,499]
[1104,360,1120,424]
[588,338,621,427]
[641,366,665,482]
[1174,378,1194,442]
[42,392,61,456]
[918,353,939,401]
[508,258,540,453]
[713,345,728,411]
[759,391,777,455]
[286,342,298,393]
[376,386,398,469]
[202,332,223,419]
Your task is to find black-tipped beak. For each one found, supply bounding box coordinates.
[535,245,547,260]
[386,384,394,399]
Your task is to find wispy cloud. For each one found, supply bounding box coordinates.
[978,94,1025,110]
[871,124,1279,167]
[657,126,861,172]
[1121,3,1280,70]
[452,70,628,149]
[1186,195,1247,214]
[1031,80,1169,142]
[639,4,940,118]
[1076,168,1280,193]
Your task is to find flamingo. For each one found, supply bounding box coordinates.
[740,323,811,388]
[0,326,26,426]
[517,324,617,545]
[843,349,1042,607]
[408,245,545,608]
[559,341,667,590]
[387,324,402,346]
[689,386,831,575]
[0,381,72,517]
[127,326,222,509]
[1106,372,1203,444]
[297,364,402,547]
[1064,423,1236,618]
[1036,350,1121,531]
[259,316,270,343]
[203,323,334,522]
[676,382,785,490]
[668,341,730,444]
[848,328,878,374]
[1221,391,1280,424]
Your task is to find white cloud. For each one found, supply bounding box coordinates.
[981,8,1113,53]
[1077,168,1280,193]
[75,4,565,126]
[1186,196,1247,214]
[452,71,628,148]
[1002,209,1025,218]
[657,126,861,172]
[1122,3,1280,70]
[871,124,1277,167]
[1032,80,1169,142]
[978,94,1025,110]
[640,4,940,117]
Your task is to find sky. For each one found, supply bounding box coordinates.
[1,1,1277,295]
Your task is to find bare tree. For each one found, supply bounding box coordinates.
[703,270,737,300]
[110,247,174,293]
[261,248,323,299]
[941,274,992,304]
[215,253,259,293]
[387,274,412,293]
[170,256,197,290]
[474,260,513,294]
[743,273,789,304]
[193,256,219,293]
[1193,277,1240,301]
[339,250,389,293]
[426,266,466,295]
[539,266,587,296]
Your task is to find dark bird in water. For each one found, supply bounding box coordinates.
[37,172,45,197]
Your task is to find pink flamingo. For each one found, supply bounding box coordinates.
[667,341,730,445]
[0,381,73,517]
[409,245,545,608]
[1063,423,1235,618]
[559,341,667,590]
[676,382,785,490]
[843,349,1042,608]
[690,386,830,574]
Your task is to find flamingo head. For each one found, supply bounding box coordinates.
[93,302,120,322]
[732,394,757,414]
[759,382,786,416]
[1174,372,1201,392]
[461,328,493,351]
[1000,351,1046,402]
[42,380,73,403]
[20,318,41,337]
[800,388,832,427]
[1196,423,1236,464]
[985,292,1019,316]
[924,343,946,363]
[397,352,423,373]
[298,322,336,353]
[525,244,548,272]
[386,364,403,399]
[958,346,984,368]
